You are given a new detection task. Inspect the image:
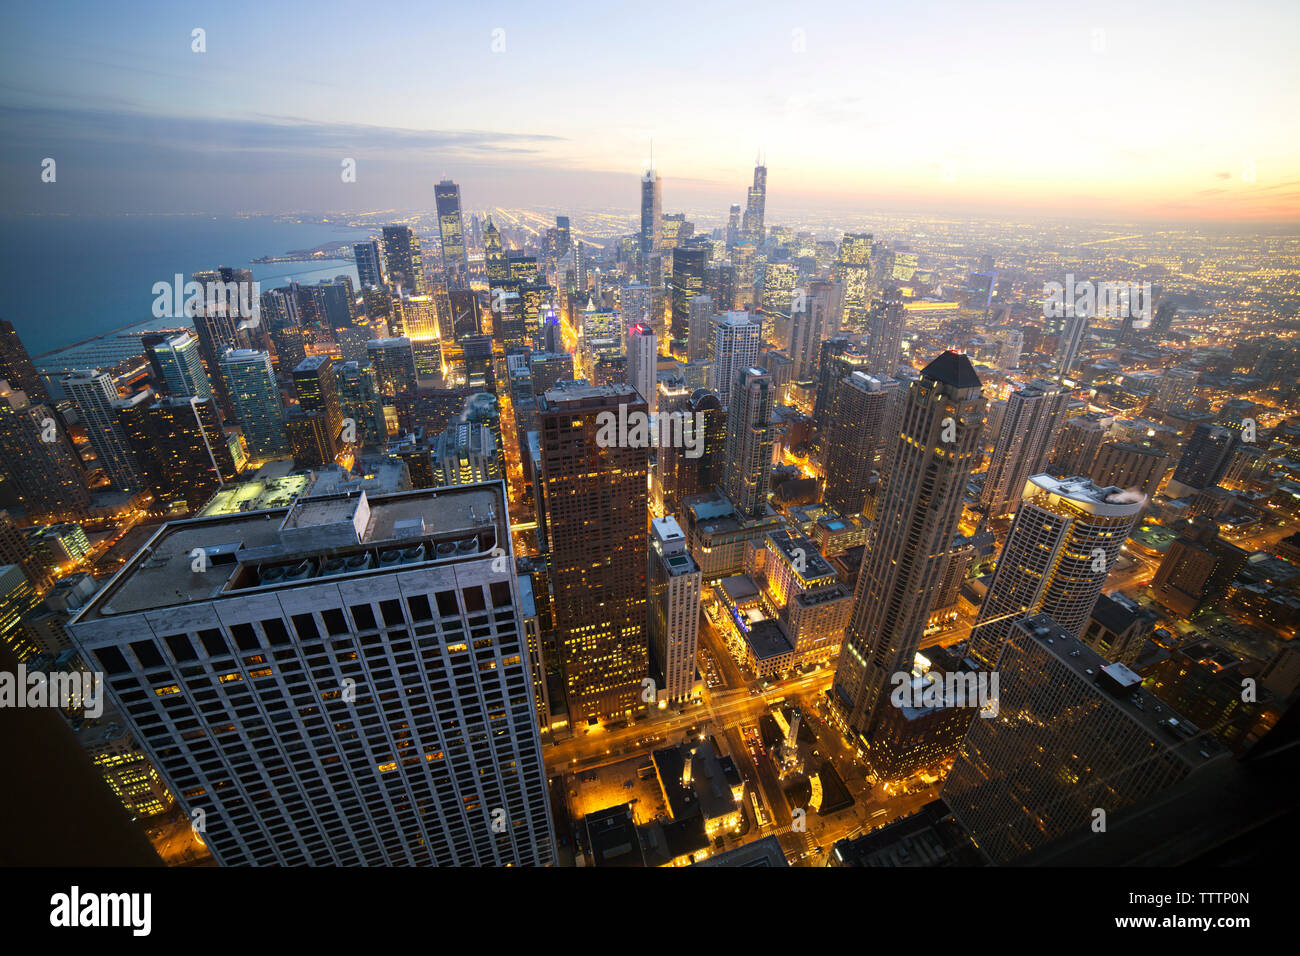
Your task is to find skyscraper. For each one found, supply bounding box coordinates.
[434,179,469,288]
[821,372,899,517]
[979,379,1069,518]
[292,355,343,456]
[655,386,725,518]
[148,332,212,401]
[829,351,985,767]
[538,382,649,726]
[335,361,387,447]
[0,381,90,521]
[1167,423,1239,496]
[218,349,288,459]
[710,311,761,404]
[968,475,1144,670]
[0,319,50,405]
[648,516,702,704]
[67,484,556,866]
[1053,313,1089,380]
[866,286,906,377]
[721,367,774,519]
[366,337,418,398]
[835,233,874,334]
[685,294,714,364]
[742,160,767,245]
[945,614,1220,865]
[670,244,707,342]
[188,306,252,422]
[62,369,142,493]
[119,395,238,509]
[1150,517,1249,617]
[554,215,571,258]
[483,217,508,283]
[639,166,662,284]
[998,330,1023,372]
[789,278,834,381]
[353,238,385,288]
[380,225,427,295]
[812,338,867,436]
[626,322,658,415]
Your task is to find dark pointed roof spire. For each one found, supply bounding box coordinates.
[922,349,982,389]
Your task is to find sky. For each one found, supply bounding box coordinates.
[2,0,1298,224]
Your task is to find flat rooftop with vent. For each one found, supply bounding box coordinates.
[71,483,509,620]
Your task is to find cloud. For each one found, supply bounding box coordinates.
[0,104,566,157]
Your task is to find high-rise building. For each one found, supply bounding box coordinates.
[726,203,741,248]
[626,322,658,415]
[789,279,834,382]
[979,379,1069,518]
[821,372,899,517]
[433,420,499,487]
[293,355,343,455]
[366,337,418,398]
[119,395,238,509]
[648,516,702,704]
[380,225,427,295]
[721,367,774,520]
[190,306,253,422]
[554,215,571,258]
[998,330,1023,372]
[0,319,50,405]
[670,245,707,342]
[829,351,985,767]
[62,369,142,492]
[639,167,662,284]
[1156,367,1198,412]
[1167,423,1239,496]
[353,239,385,288]
[0,563,41,660]
[761,262,797,318]
[686,294,714,364]
[968,475,1143,669]
[434,180,469,288]
[711,311,761,404]
[67,484,556,866]
[742,160,767,245]
[655,385,725,517]
[218,350,288,459]
[148,332,212,401]
[1053,313,1089,380]
[1150,517,1249,617]
[482,217,508,283]
[1090,441,1168,497]
[0,513,54,593]
[812,338,865,436]
[0,381,91,522]
[537,382,649,726]
[1050,412,1110,475]
[866,286,906,377]
[335,361,387,447]
[944,614,1221,865]
[835,233,874,334]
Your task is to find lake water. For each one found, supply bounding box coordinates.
[0,215,376,357]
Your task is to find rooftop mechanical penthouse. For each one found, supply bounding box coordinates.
[68,483,556,867]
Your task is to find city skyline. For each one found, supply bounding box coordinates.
[0,0,1296,891]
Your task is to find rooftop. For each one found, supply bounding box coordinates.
[71,483,508,621]
[1013,614,1226,768]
